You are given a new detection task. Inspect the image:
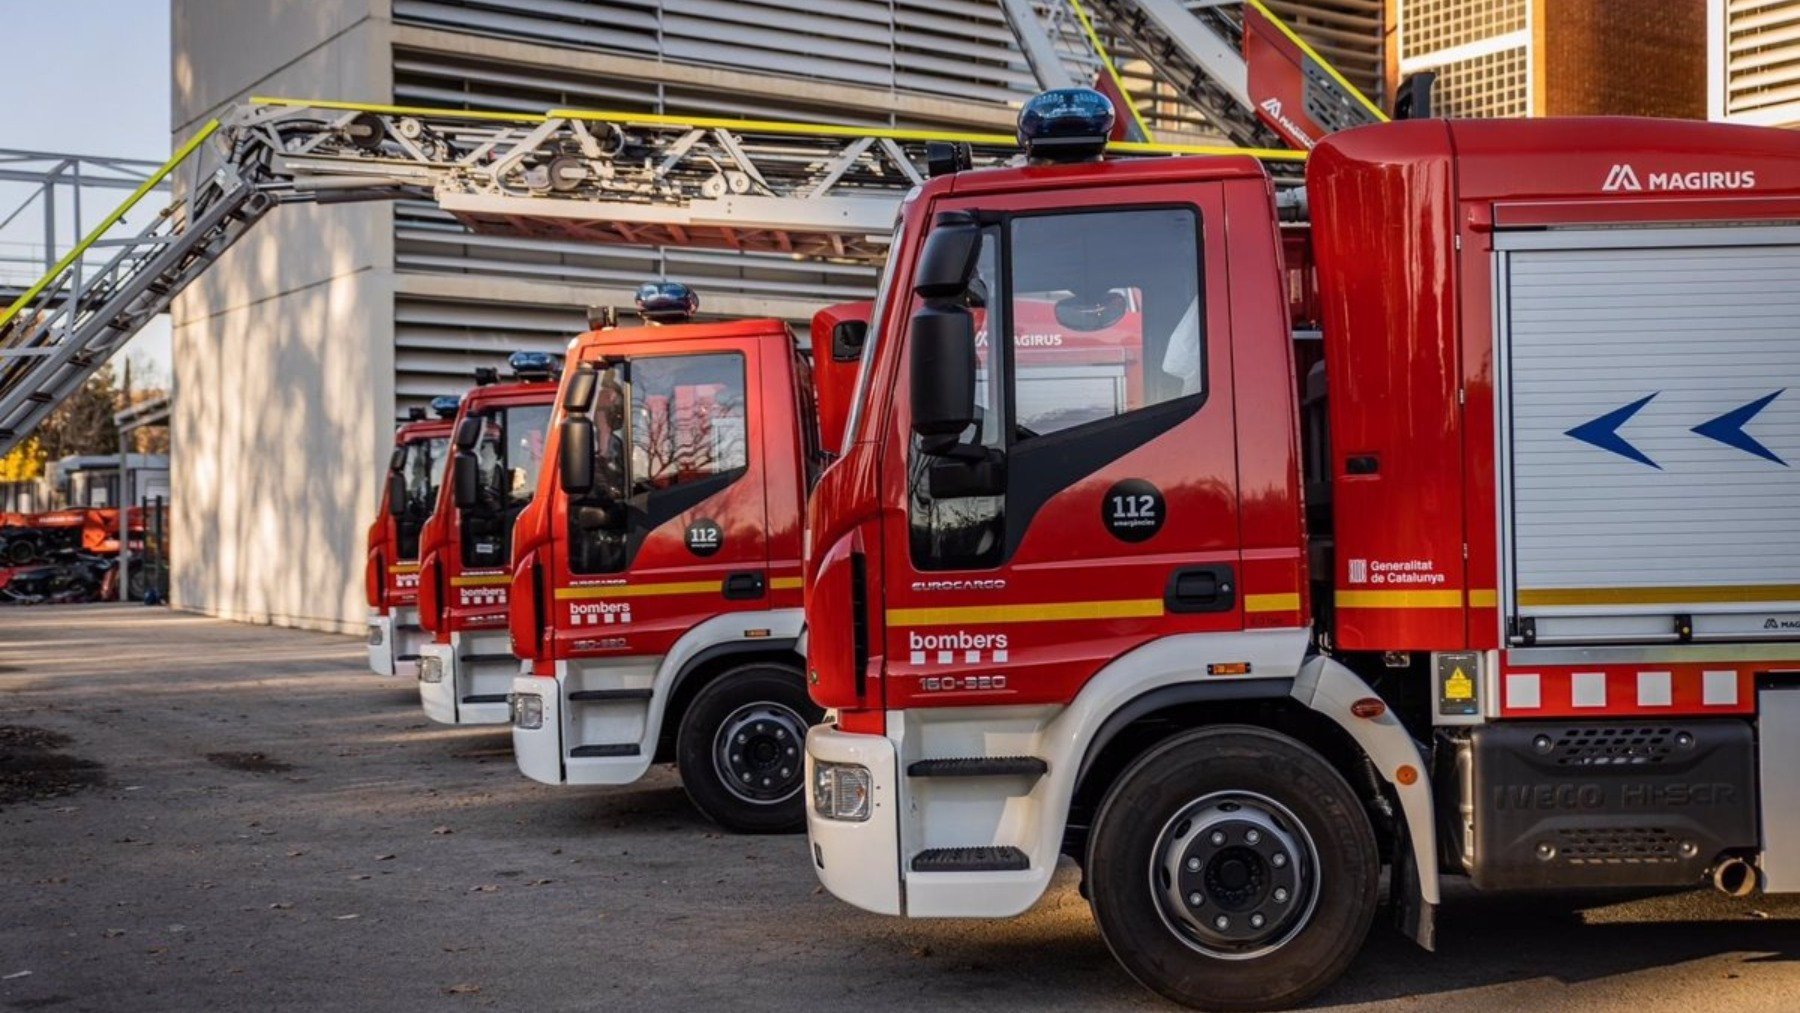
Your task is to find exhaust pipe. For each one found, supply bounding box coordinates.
[1712,856,1759,897]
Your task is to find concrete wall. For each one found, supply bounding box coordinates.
[170,0,394,633]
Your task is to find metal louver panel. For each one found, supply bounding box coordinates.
[1723,0,1800,124]
[394,295,583,404]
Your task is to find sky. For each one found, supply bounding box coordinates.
[1,0,174,379]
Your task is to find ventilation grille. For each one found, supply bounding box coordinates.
[1722,0,1800,123]
[1554,827,1683,865]
[1550,727,1678,766]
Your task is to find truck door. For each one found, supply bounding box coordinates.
[554,346,770,657]
[879,185,1242,709]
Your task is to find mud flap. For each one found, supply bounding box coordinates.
[1391,818,1436,950]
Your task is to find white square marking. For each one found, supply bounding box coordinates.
[1571,672,1607,709]
[993,649,1009,663]
[603,613,615,624]
[1703,670,1739,707]
[937,651,954,665]
[1505,674,1541,710]
[1636,671,1672,707]
[910,650,926,666]
[964,650,981,663]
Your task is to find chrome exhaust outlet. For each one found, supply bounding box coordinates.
[1712,856,1759,897]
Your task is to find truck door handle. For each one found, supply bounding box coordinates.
[723,572,765,600]
[1165,565,1236,614]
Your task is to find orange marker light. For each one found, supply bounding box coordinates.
[1350,697,1386,719]
[1395,764,1419,786]
[1207,662,1253,676]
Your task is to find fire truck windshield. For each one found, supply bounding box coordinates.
[460,403,551,569]
[842,220,905,447]
[395,435,448,560]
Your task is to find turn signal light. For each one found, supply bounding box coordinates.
[1350,697,1386,719]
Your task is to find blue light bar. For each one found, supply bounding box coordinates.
[509,350,560,380]
[635,280,698,323]
[1017,88,1113,163]
[428,394,461,419]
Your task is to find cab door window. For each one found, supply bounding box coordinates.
[908,205,1204,571]
[567,353,749,574]
[461,404,551,568]
[395,436,448,559]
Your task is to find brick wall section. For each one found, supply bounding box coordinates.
[1542,0,1706,118]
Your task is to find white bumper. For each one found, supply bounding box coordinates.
[366,612,394,676]
[509,674,565,784]
[418,635,512,726]
[804,723,902,916]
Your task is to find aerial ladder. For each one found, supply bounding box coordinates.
[0,0,1382,456]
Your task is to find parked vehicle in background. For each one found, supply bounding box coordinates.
[505,284,864,833]
[415,357,558,726]
[803,91,1800,1009]
[365,397,459,677]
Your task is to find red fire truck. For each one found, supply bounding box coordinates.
[802,92,1800,1009]
[415,355,558,725]
[365,398,459,677]
[505,287,863,833]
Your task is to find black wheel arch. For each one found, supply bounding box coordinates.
[652,638,802,763]
[1064,678,1396,863]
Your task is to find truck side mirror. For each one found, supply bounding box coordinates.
[830,320,868,363]
[386,471,408,517]
[909,303,977,454]
[452,453,479,510]
[913,213,981,300]
[454,416,482,451]
[559,415,596,495]
[564,363,598,412]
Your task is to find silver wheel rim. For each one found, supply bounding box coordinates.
[1147,790,1321,960]
[711,700,807,805]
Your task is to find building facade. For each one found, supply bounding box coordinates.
[1387,0,1706,120]
[1710,0,1800,126]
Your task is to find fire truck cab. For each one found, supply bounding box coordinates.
[803,94,1800,1010]
[365,397,457,677]
[506,288,859,833]
[415,357,558,725]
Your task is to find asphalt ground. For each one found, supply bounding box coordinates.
[2,603,1797,1012]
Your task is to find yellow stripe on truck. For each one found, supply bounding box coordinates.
[450,574,510,588]
[887,599,1163,627]
[555,580,723,600]
[1518,584,1800,607]
[1243,592,1301,613]
[770,576,803,591]
[1336,589,1464,609]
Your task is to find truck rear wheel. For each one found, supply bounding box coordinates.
[676,663,819,834]
[1087,725,1379,1011]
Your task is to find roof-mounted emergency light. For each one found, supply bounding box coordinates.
[635,280,698,324]
[1017,88,1113,164]
[508,350,561,382]
[429,394,461,419]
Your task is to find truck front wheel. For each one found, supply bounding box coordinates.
[1087,725,1379,1011]
[676,663,819,834]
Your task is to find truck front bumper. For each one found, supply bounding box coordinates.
[366,612,394,676]
[805,723,902,916]
[509,674,565,785]
[417,641,511,726]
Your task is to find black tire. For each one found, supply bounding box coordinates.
[1086,725,1379,1011]
[675,662,820,834]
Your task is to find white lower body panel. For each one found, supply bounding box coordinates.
[804,723,902,915]
[418,630,515,726]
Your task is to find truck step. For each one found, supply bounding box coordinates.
[397,623,424,633]
[911,846,1029,873]
[570,743,641,758]
[568,689,654,702]
[907,756,1047,779]
[460,693,508,704]
[459,653,516,664]
[396,653,421,662]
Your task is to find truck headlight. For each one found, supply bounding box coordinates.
[418,656,444,683]
[812,762,872,822]
[512,692,543,730]
[367,625,384,646]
